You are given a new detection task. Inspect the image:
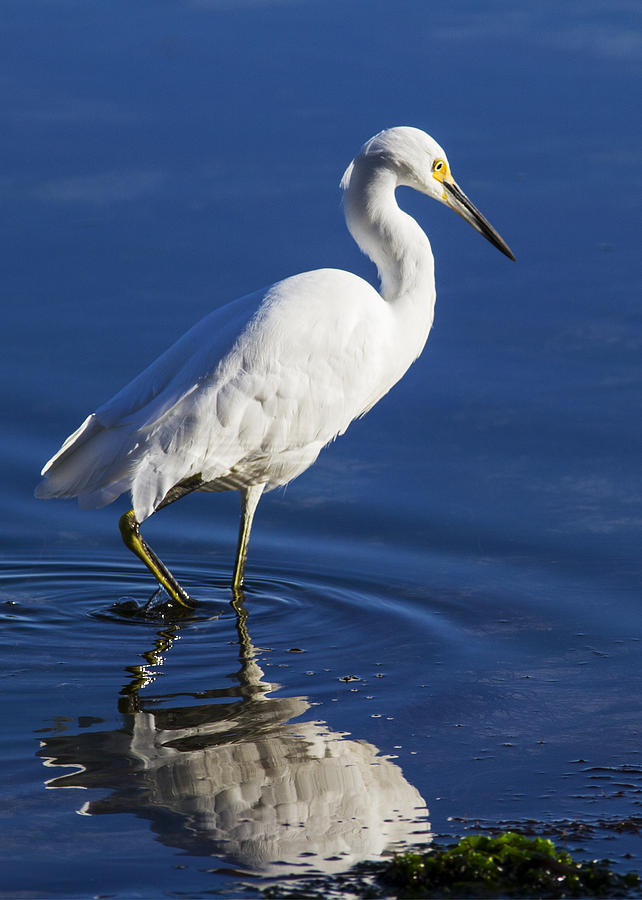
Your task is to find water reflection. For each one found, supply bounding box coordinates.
[38,600,430,876]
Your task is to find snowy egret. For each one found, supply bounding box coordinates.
[36,126,514,606]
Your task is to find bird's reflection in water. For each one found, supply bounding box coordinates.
[38,598,430,877]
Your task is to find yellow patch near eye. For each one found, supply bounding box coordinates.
[432,158,449,183]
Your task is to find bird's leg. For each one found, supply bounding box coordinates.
[232,484,265,596]
[119,510,196,609]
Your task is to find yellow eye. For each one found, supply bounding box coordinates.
[432,158,448,182]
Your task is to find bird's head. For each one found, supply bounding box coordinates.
[352,126,515,261]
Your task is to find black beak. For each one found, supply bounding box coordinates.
[443,179,515,261]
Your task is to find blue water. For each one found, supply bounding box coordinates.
[2,0,641,896]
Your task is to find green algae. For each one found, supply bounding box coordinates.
[380,833,641,898]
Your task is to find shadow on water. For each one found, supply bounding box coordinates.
[36,593,431,879]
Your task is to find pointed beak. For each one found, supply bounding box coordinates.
[443,179,515,261]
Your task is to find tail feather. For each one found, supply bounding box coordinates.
[35,413,137,508]
[40,413,100,476]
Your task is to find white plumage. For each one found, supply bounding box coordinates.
[36,126,513,604]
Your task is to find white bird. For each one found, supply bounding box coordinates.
[36,126,514,607]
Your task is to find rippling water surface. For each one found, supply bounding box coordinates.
[1,0,641,896]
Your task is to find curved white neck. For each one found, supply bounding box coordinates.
[342,157,436,305]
